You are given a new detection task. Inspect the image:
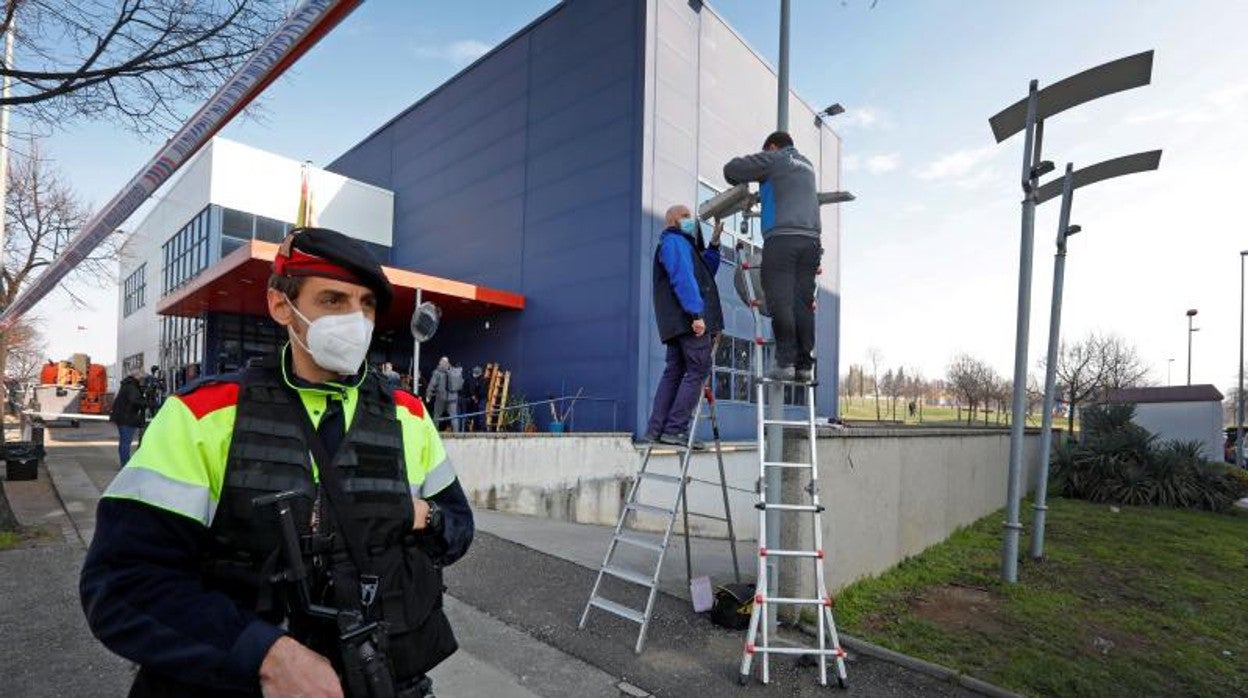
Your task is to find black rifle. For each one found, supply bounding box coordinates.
[253,491,401,698]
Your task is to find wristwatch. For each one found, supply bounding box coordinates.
[425,500,444,532]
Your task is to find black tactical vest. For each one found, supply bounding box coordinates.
[197,361,456,691]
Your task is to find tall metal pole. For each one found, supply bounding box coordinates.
[1002,80,1041,584]
[1186,313,1194,385]
[777,0,790,130]
[412,288,422,393]
[765,0,791,631]
[1030,164,1075,560]
[1238,253,1246,469]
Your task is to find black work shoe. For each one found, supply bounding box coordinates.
[660,432,706,450]
[795,368,814,383]
[642,432,661,443]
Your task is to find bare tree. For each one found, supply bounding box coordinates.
[948,353,989,425]
[1048,332,1150,434]
[2,0,291,135]
[5,317,44,383]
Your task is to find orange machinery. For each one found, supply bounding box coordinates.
[38,355,109,414]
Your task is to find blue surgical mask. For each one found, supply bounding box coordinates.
[678,217,697,234]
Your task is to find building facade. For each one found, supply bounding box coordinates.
[329,0,844,439]
[116,138,395,391]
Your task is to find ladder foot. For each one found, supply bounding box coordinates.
[837,674,847,689]
[737,673,750,686]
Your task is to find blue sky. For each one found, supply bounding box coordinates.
[31,0,1248,393]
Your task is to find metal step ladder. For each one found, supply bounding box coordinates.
[578,377,741,654]
[735,243,848,688]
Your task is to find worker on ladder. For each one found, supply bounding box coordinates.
[724,131,821,383]
[644,204,725,447]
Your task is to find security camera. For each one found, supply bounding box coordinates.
[698,184,756,221]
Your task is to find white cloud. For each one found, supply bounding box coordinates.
[835,105,892,130]
[914,146,998,181]
[1125,82,1248,126]
[415,39,493,65]
[842,154,861,173]
[866,153,900,174]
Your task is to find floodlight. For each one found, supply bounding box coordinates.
[698,184,756,221]
[818,191,854,205]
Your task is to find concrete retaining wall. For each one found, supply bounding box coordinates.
[444,427,1041,590]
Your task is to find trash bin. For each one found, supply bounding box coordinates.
[4,441,40,481]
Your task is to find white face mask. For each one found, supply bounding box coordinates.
[285,296,374,375]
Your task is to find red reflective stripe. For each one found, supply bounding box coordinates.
[274,248,355,281]
[177,382,240,420]
[393,389,426,418]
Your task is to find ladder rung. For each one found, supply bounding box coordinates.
[615,532,665,552]
[762,419,811,427]
[589,596,645,624]
[758,596,830,605]
[748,646,844,657]
[762,461,812,469]
[686,511,728,522]
[756,503,823,512]
[627,502,675,516]
[636,471,683,484]
[603,565,655,587]
[760,549,822,558]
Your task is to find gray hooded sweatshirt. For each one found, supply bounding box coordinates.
[723,145,821,241]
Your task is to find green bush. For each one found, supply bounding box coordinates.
[1050,404,1248,512]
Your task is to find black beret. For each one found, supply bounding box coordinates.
[274,227,394,312]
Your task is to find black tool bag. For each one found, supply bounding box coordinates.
[711,582,756,630]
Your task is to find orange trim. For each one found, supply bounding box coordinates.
[177,382,241,420]
[393,390,426,419]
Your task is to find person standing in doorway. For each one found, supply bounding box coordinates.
[644,204,724,447]
[426,357,452,431]
[108,370,147,464]
[724,131,821,382]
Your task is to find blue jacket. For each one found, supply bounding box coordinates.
[652,226,724,343]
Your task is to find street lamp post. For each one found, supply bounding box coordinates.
[1029,151,1161,561]
[987,50,1154,583]
[1238,251,1247,469]
[1186,309,1199,385]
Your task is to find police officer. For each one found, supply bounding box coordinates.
[81,228,474,697]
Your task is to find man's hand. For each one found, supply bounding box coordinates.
[710,219,724,246]
[412,497,430,531]
[692,318,707,337]
[260,636,343,698]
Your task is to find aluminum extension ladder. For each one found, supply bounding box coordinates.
[735,244,848,688]
[579,377,741,654]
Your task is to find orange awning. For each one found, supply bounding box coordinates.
[156,239,525,330]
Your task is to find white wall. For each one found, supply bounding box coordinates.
[116,143,214,376]
[446,428,1043,591]
[209,139,393,247]
[1132,401,1223,460]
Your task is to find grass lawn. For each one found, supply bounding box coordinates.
[834,497,1248,697]
[838,399,1054,429]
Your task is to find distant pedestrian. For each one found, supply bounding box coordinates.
[464,366,486,431]
[380,361,402,390]
[108,370,146,465]
[426,356,459,432]
[644,203,724,448]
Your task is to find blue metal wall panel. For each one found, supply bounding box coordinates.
[330,0,644,433]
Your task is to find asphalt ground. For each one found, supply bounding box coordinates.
[445,532,976,697]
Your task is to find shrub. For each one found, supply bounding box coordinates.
[1050,404,1247,512]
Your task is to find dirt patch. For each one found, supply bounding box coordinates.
[909,585,1004,634]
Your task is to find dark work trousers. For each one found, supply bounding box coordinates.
[645,331,713,437]
[761,235,822,370]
